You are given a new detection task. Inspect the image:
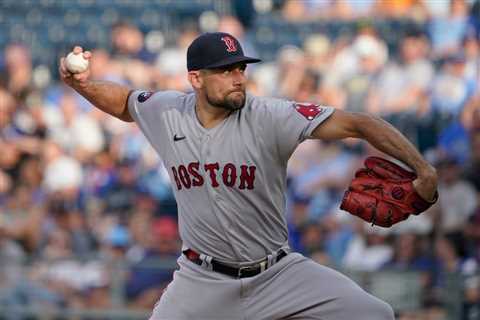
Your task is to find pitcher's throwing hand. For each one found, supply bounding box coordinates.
[59,46,91,89]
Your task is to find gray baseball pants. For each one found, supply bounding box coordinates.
[150,252,394,320]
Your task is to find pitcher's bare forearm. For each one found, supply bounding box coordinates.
[72,80,134,122]
[355,114,434,175]
[352,114,438,202]
[314,111,434,175]
[312,110,437,201]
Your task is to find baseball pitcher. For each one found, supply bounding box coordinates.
[59,32,438,320]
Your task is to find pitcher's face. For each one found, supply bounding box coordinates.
[200,63,247,111]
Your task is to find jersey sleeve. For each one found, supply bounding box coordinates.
[127,90,184,153]
[128,90,180,124]
[260,98,335,160]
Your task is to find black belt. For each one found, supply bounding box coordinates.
[183,249,288,278]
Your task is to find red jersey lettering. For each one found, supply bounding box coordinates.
[204,163,220,187]
[178,165,192,189]
[239,165,256,190]
[222,163,237,187]
[188,162,204,187]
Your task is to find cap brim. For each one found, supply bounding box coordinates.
[204,55,261,69]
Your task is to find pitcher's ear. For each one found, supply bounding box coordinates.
[188,71,203,89]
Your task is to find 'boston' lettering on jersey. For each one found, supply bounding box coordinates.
[171,162,256,190]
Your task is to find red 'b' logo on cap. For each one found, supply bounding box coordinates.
[221,36,237,53]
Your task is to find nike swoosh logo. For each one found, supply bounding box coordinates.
[174,134,186,142]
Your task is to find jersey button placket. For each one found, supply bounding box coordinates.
[202,134,210,158]
[201,134,216,200]
[200,134,210,160]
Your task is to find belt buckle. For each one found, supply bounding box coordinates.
[237,265,257,278]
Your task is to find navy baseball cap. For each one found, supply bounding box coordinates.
[187,32,261,71]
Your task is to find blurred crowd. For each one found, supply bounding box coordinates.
[1,0,480,318]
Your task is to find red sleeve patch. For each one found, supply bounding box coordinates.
[294,103,325,121]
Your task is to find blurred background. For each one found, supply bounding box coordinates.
[0,0,479,319]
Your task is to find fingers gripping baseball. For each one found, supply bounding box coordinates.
[59,46,91,88]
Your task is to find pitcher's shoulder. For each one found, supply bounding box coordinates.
[134,90,193,110]
[246,95,294,113]
[246,94,292,112]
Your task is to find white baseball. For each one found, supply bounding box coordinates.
[65,52,89,73]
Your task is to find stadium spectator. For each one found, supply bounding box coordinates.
[462,32,480,82]
[1,44,33,97]
[429,0,471,58]
[374,0,428,20]
[321,211,355,267]
[382,233,434,303]
[111,22,152,63]
[110,22,155,88]
[46,94,105,160]
[433,155,477,236]
[431,236,478,312]
[463,129,480,192]
[382,233,433,273]
[343,226,393,271]
[302,34,332,75]
[155,27,198,92]
[430,53,471,119]
[337,34,388,113]
[41,141,83,194]
[281,0,308,22]
[89,48,124,84]
[125,216,179,309]
[367,28,433,117]
[298,221,326,258]
[0,184,45,254]
[103,159,139,218]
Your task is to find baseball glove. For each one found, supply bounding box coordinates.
[340,156,438,227]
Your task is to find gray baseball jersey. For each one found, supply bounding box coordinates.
[128,90,395,320]
[127,90,334,263]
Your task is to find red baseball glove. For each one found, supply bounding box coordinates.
[340,157,438,227]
